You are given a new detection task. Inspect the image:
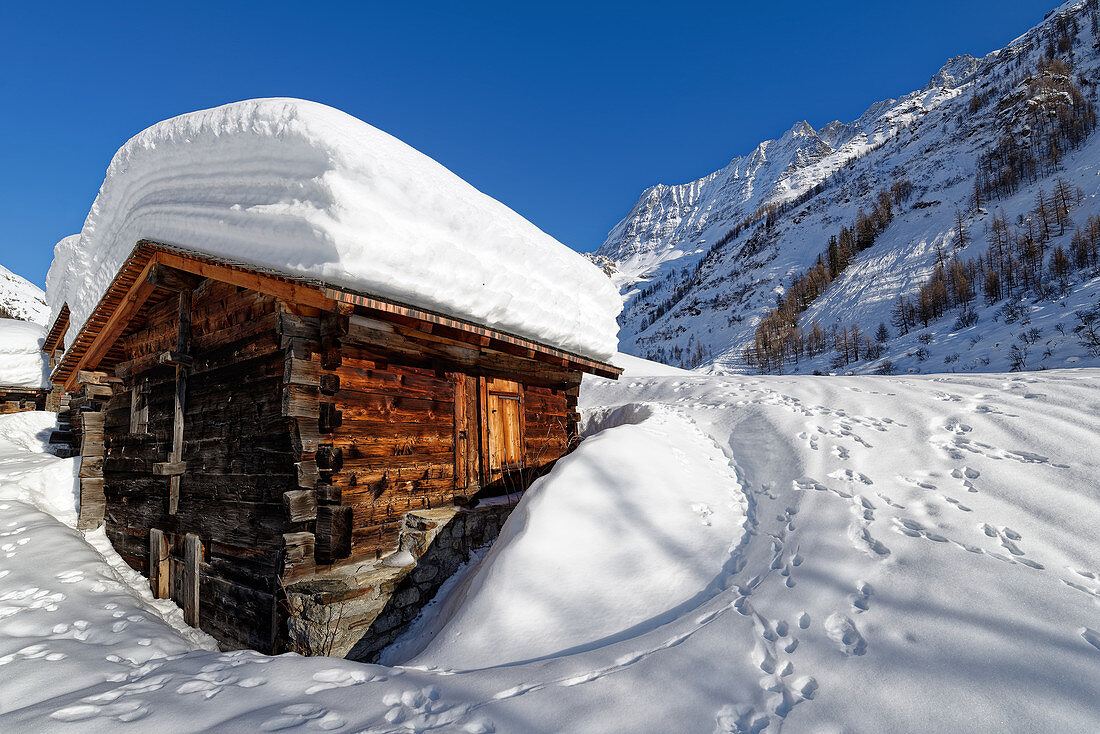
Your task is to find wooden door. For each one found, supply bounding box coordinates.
[485,379,524,477]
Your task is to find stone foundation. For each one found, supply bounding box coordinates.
[283,502,513,661]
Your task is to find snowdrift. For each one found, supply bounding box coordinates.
[47,99,621,360]
[385,407,746,668]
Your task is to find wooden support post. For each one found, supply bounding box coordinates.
[452,374,467,492]
[477,375,490,485]
[148,529,169,599]
[168,290,192,515]
[75,368,108,530]
[183,533,201,627]
[129,379,149,434]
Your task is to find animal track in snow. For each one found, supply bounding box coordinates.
[892,518,948,543]
[850,582,873,613]
[305,667,376,694]
[824,613,867,656]
[259,703,341,731]
[828,468,873,486]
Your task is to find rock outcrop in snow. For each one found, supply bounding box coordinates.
[48,99,621,361]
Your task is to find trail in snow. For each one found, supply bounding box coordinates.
[0,367,1098,732]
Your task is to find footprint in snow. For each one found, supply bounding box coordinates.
[259,703,329,731]
[850,582,873,613]
[824,613,867,656]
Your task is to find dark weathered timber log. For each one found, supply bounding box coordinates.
[296,457,319,489]
[149,529,169,599]
[314,505,352,563]
[77,478,106,531]
[282,531,316,581]
[146,263,203,292]
[316,483,341,505]
[277,312,320,340]
[283,384,320,420]
[158,350,194,368]
[319,402,342,433]
[283,490,318,522]
[152,461,187,476]
[284,357,320,388]
[292,421,321,454]
[183,533,202,627]
[168,289,192,515]
[78,455,104,478]
[76,370,111,386]
[200,574,278,653]
[315,445,343,472]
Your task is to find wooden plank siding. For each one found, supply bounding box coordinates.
[85,245,601,656]
[102,279,293,653]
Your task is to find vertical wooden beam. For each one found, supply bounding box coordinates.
[183,533,201,627]
[148,529,169,599]
[477,375,490,486]
[465,375,478,488]
[168,290,191,515]
[452,374,466,492]
[518,385,528,469]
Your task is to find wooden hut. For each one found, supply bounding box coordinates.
[0,317,51,414]
[0,386,48,415]
[46,240,620,657]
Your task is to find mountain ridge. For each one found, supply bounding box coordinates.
[597,1,1100,375]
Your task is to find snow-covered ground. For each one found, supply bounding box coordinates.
[1,365,1098,732]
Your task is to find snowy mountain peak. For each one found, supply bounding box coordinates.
[925,53,982,90]
[600,1,1100,373]
[0,263,48,325]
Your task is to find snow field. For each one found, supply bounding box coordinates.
[0,366,1097,731]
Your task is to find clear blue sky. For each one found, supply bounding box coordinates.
[0,0,1057,287]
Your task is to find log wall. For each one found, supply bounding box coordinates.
[103,280,294,652]
[0,388,48,415]
[99,274,585,656]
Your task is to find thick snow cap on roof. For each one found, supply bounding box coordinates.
[49,98,621,361]
[0,319,49,388]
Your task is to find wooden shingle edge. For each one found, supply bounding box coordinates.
[51,240,622,388]
[42,304,69,354]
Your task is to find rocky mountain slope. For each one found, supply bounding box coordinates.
[0,264,47,325]
[598,0,1100,375]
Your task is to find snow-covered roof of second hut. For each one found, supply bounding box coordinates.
[0,319,49,389]
[47,99,621,361]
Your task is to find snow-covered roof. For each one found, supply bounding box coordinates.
[46,99,620,361]
[0,319,50,389]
